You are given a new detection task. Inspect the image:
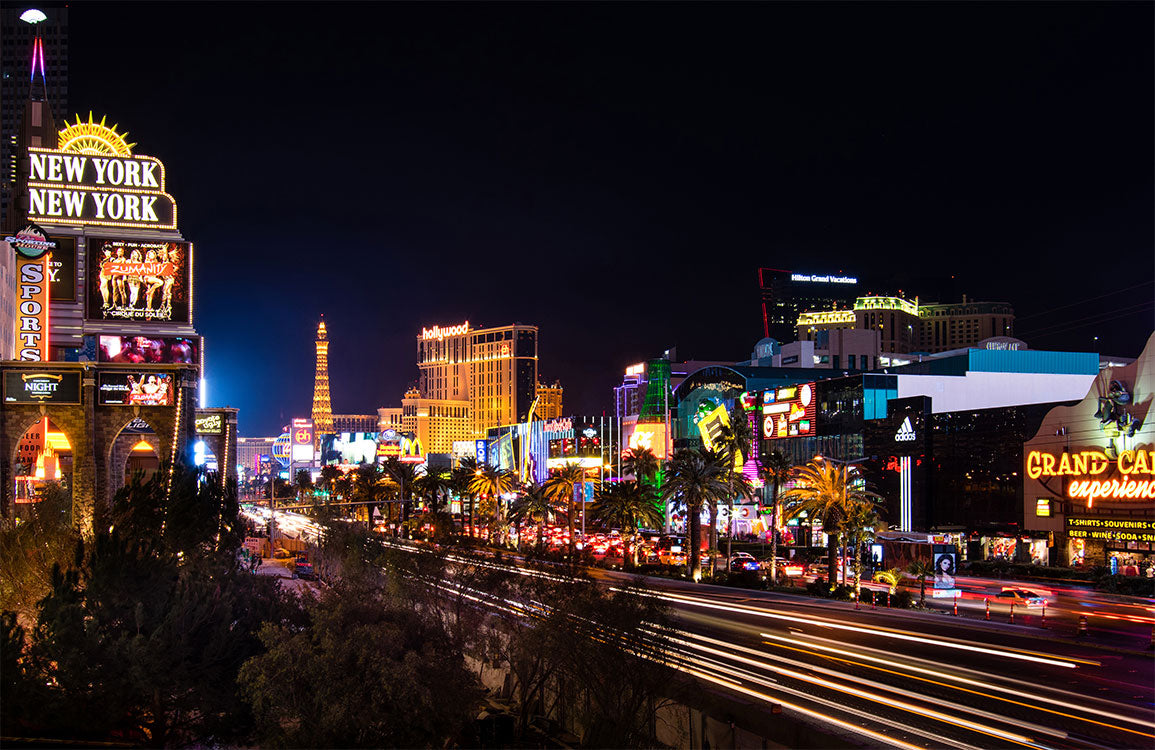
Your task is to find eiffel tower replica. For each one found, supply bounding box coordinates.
[311,316,334,445]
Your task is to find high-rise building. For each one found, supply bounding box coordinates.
[311,317,334,439]
[758,267,859,343]
[3,5,67,230]
[797,295,1015,355]
[377,407,403,433]
[535,380,564,420]
[415,320,543,444]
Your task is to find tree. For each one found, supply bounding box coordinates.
[660,449,730,582]
[843,498,883,597]
[589,481,663,568]
[469,464,516,544]
[543,462,587,563]
[0,482,77,625]
[382,458,420,536]
[508,482,559,552]
[351,463,386,529]
[760,450,793,584]
[908,558,934,606]
[451,457,481,541]
[295,468,313,503]
[780,456,879,586]
[622,447,660,484]
[238,587,481,748]
[415,469,452,513]
[317,464,341,497]
[716,404,754,571]
[10,464,295,746]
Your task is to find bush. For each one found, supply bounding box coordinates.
[891,590,914,609]
[1095,574,1155,598]
[806,577,830,596]
[713,570,763,590]
[828,584,855,601]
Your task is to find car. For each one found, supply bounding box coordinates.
[293,560,315,580]
[729,553,760,572]
[273,548,293,559]
[995,588,1047,607]
[761,557,806,577]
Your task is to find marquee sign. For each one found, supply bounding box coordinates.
[25,147,177,230]
[1065,517,1155,543]
[762,382,816,441]
[195,414,224,435]
[1026,449,1155,506]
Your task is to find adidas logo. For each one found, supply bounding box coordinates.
[894,417,917,442]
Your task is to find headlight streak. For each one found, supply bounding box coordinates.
[629,588,1085,669]
[663,631,1054,749]
[762,633,1155,738]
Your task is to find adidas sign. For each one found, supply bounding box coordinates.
[894,417,917,442]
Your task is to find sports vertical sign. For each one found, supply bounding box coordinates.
[6,224,56,361]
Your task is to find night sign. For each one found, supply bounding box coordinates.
[3,371,81,404]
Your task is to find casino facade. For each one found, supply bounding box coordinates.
[1,44,233,530]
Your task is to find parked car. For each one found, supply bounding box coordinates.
[293,560,315,580]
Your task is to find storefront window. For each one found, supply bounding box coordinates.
[985,536,1016,561]
[1069,538,1086,568]
[1028,539,1048,566]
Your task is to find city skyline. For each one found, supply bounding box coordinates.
[55,2,1154,435]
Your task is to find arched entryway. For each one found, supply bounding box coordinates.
[10,416,74,518]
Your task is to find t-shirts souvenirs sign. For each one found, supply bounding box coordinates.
[25,148,176,230]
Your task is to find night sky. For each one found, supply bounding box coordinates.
[65,2,1153,436]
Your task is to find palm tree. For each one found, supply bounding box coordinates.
[415,469,452,513]
[382,458,420,536]
[780,456,879,586]
[544,461,588,563]
[333,474,353,503]
[660,449,730,582]
[452,457,480,540]
[353,463,385,529]
[508,481,558,551]
[317,464,341,499]
[843,497,883,597]
[622,447,660,484]
[760,450,793,584]
[908,558,934,606]
[469,464,516,544]
[717,405,754,571]
[294,468,313,503]
[589,480,663,569]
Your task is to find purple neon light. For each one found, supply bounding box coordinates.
[38,37,46,79]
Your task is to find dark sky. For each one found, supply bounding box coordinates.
[67,2,1153,436]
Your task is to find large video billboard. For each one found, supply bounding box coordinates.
[97,371,175,406]
[98,335,198,364]
[87,239,191,324]
[320,433,379,466]
[761,382,817,440]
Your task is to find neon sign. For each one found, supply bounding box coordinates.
[761,382,816,440]
[421,322,469,341]
[790,273,857,284]
[1026,449,1155,506]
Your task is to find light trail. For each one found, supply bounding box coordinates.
[636,588,1088,669]
[665,631,1056,749]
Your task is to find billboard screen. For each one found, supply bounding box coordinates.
[87,239,191,324]
[626,422,668,460]
[3,371,82,404]
[97,371,175,406]
[761,382,816,441]
[320,432,378,466]
[98,335,198,364]
[48,235,76,301]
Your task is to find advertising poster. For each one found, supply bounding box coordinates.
[3,371,82,404]
[626,422,668,459]
[97,371,175,406]
[321,432,379,466]
[762,382,817,440]
[932,546,957,590]
[291,419,314,463]
[88,239,191,323]
[98,335,198,364]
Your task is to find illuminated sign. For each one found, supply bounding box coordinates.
[291,419,314,463]
[25,146,177,230]
[88,240,191,324]
[627,423,668,460]
[97,371,175,406]
[6,222,55,259]
[698,404,728,453]
[3,371,81,404]
[543,417,573,436]
[195,414,224,435]
[272,434,292,468]
[761,382,816,440]
[421,322,469,341]
[790,273,857,284]
[1035,499,1051,517]
[400,435,425,463]
[98,335,198,364]
[476,439,488,464]
[894,417,917,442]
[16,255,51,361]
[625,363,645,377]
[1065,517,1155,543]
[46,236,76,301]
[1025,449,1155,505]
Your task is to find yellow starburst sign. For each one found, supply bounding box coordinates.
[57,112,135,155]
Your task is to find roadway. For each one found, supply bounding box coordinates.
[596,568,1155,749]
